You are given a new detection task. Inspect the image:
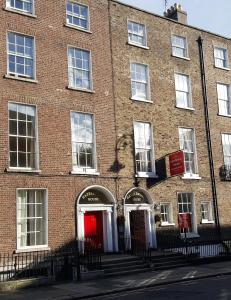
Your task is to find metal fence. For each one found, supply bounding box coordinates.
[0,239,102,283]
[157,233,231,259]
[124,236,151,262]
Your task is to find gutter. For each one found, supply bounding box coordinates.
[197,36,221,236]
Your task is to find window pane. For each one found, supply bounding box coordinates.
[66,1,88,29]
[128,21,146,46]
[9,103,37,169]
[17,190,47,248]
[71,112,95,170]
[7,33,34,78]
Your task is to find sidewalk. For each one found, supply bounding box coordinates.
[0,260,231,300]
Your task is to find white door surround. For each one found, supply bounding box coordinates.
[124,187,157,250]
[76,185,118,253]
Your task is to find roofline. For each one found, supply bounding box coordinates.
[111,0,231,41]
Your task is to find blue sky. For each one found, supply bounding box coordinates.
[119,0,231,38]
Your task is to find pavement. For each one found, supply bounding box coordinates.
[0,260,231,300]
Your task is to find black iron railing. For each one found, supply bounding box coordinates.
[157,233,231,259]
[124,236,151,262]
[0,239,102,283]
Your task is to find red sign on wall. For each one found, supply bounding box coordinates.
[169,150,185,177]
[178,213,192,230]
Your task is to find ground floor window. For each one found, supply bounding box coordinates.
[177,193,194,234]
[17,189,47,249]
[201,201,214,223]
[160,203,173,226]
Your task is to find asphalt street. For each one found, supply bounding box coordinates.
[96,275,231,300]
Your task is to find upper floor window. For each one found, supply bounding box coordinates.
[128,21,147,47]
[68,47,92,91]
[71,112,96,174]
[222,133,231,167]
[131,63,150,102]
[217,83,231,116]
[6,0,34,14]
[179,127,198,177]
[134,122,155,177]
[17,189,47,250]
[214,47,229,69]
[9,103,38,170]
[66,1,89,30]
[175,73,192,109]
[7,32,35,79]
[171,35,188,59]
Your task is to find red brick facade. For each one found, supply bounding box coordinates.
[0,0,230,253]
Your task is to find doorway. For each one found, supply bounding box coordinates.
[84,211,104,250]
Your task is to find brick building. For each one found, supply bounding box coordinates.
[0,0,230,254]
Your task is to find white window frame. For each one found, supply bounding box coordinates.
[70,111,98,175]
[133,121,156,178]
[214,47,229,70]
[217,83,231,117]
[221,133,231,168]
[160,203,174,226]
[171,34,189,59]
[7,31,36,80]
[177,192,198,237]
[201,201,214,224]
[178,127,200,179]
[174,73,193,109]
[8,102,39,172]
[68,46,93,92]
[66,1,90,31]
[130,62,151,102]
[6,0,35,15]
[16,188,48,251]
[127,20,148,48]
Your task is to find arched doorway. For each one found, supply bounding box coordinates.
[76,185,118,253]
[124,188,157,250]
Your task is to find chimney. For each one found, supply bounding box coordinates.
[164,3,188,24]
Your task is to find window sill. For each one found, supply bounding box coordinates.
[171,54,190,61]
[201,220,215,224]
[130,97,153,103]
[161,223,175,227]
[4,7,37,18]
[135,173,158,178]
[217,113,231,118]
[15,246,50,253]
[127,42,149,50]
[6,168,41,174]
[70,170,100,176]
[4,74,38,84]
[176,105,195,111]
[182,174,201,180]
[180,233,200,239]
[214,65,230,71]
[64,23,92,34]
[67,86,95,94]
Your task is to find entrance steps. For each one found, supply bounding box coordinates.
[101,252,189,277]
[101,255,151,277]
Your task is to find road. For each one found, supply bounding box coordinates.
[95,275,231,300]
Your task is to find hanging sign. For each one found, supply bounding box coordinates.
[169,150,185,177]
[178,213,191,229]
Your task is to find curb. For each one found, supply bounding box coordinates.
[56,271,231,300]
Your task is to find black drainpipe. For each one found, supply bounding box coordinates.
[197,36,220,236]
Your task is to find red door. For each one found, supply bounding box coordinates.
[84,211,104,249]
